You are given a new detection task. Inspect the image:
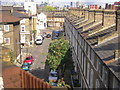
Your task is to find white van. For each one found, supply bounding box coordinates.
[35,35,43,45]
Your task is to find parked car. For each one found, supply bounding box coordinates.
[46,34,51,38]
[21,63,30,71]
[42,32,47,38]
[35,35,43,45]
[52,31,59,40]
[48,70,58,82]
[24,56,35,64]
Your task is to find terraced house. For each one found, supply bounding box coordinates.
[11,11,32,46]
[0,13,21,62]
[64,8,120,88]
[0,6,34,62]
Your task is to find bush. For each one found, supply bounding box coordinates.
[47,38,70,70]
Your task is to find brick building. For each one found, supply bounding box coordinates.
[64,8,120,88]
[0,13,21,62]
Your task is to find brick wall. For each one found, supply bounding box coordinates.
[103,10,116,26]
[95,10,103,22]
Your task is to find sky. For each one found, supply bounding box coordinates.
[1,0,120,7]
[1,0,120,3]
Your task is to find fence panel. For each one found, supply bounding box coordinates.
[21,70,53,89]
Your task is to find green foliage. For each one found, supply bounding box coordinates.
[9,50,15,63]
[32,30,37,34]
[47,38,70,70]
[42,5,56,11]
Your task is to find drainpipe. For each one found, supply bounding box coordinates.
[94,10,96,22]
[102,9,104,26]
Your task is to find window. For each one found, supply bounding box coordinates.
[0,27,2,31]
[21,25,25,32]
[28,6,31,8]
[78,46,81,63]
[84,42,87,53]
[99,62,103,78]
[91,49,95,64]
[96,79,100,88]
[90,69,94,88]
[87,63,90,84]
[20,19,25,23]
[4,25,9,31]
[81,38,84,49]
[4,38,10,45]
[84,57,86,75]
[88,46,91,58]
[104,70,108,87]
[82,53,84,70]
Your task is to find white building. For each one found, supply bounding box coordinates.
[37,12,47,31]
[24,0,37,15]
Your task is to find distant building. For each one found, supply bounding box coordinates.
[114,1,120,10]
[89,5,98,9]
[105,2,120,10]
[46,11,65,28]
[24,0,37,15]
[70,2,73,7]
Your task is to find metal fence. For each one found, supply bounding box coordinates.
[21,70,53,89]
[64,17,120,89]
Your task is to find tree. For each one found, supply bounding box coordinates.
[9,50,15,63]
[32,30,37,42]
[47,38,70,70]
[42,5,56,11]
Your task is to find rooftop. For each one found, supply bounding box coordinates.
[0,13,21,23]
[11,11,30,18]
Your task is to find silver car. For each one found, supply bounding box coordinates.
[48,70,58,82]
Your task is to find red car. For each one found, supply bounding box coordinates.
[24,56,35,64]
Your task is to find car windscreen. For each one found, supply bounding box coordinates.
[22,65,28,68]
[36,39,42,41]
[50,73,57,77]
[23,63,29,65]
[26,57,31,60]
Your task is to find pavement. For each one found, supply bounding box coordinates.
[15,29,53,82]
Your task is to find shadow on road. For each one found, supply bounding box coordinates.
[29,62,50,82]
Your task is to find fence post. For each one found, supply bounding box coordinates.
[32,76,35,88]
[30,74,33,88]
[21,70,25,89]
[21,70,53,89]
[36,78,39,88]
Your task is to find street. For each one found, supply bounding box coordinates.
[21,29,53,81]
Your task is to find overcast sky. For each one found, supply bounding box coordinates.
[1,0,120,3]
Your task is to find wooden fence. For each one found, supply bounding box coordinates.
[21,70,53,89]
